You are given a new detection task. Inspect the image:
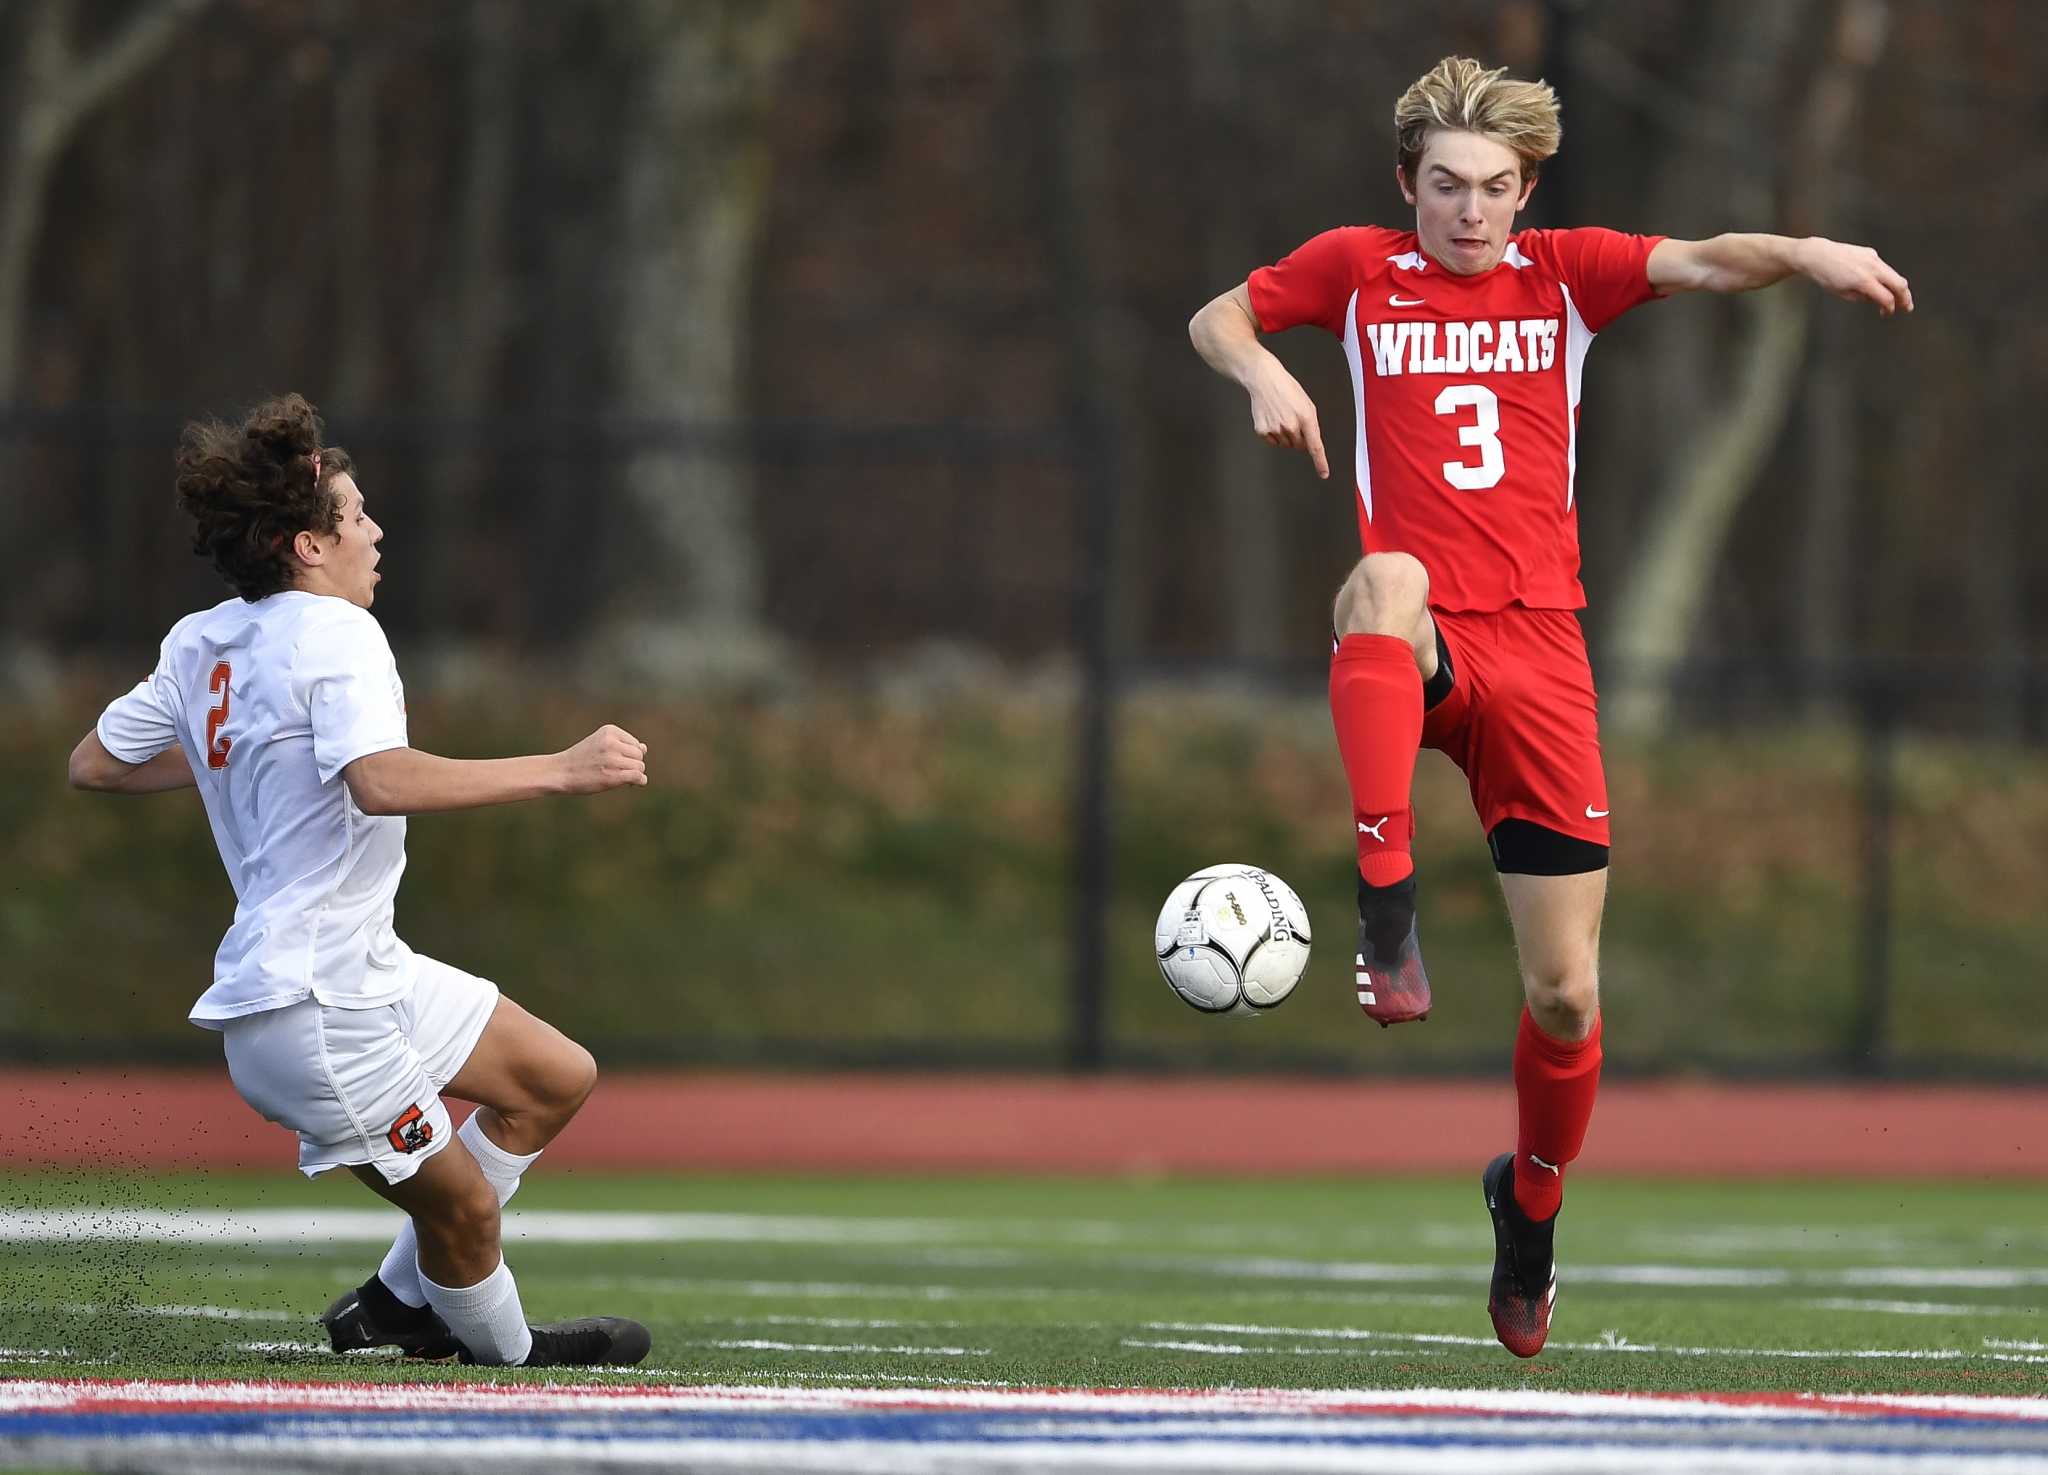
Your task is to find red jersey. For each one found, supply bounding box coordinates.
[1248,225,1663,611]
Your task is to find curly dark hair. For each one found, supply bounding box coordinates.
[174,393,355,600]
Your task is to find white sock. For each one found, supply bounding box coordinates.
[420,1257,533,1366]
[379,1111,543,1307]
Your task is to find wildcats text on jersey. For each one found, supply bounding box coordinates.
[1364,318,1558,377]
[1246,225,1665,609]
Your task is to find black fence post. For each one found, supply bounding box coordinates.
[1033,1,1119,1073]
[1848,671,1897,1074]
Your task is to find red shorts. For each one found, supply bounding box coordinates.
[1420,606,1610,847]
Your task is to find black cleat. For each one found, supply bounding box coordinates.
[320,1275,463,1360]
[1355,873,1431,1025]
[1483,1151,1557,1358]
[496,1316,653,1368]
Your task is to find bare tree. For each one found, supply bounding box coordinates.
[0,0,210,405]
[412,0,521,646]
[0,0,210,688]
[326,6,388,413]
[1605,0,1889,735]
[1184,0,1285,665]
[605,0,801,685]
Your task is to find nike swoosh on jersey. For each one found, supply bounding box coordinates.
[1585,806,1609,819]
[1388,294,1426,308]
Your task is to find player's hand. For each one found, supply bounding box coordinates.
[558,724,649,794]
[1802,238,1913,316]
[1245,362,1329,478]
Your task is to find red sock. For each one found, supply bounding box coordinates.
[1512,1007,1602,1221]
[1329,634,1422,887]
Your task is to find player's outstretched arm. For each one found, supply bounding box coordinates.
[1188,282,1329,479]
[1648,234,1913,316]
[67,732,197,794]
[343,725,649,816]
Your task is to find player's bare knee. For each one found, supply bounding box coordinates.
[1523,966,1598,1039]
[551,1041,598,1118]
[1334,553,1430,639]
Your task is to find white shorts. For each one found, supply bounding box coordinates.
[221,956,500,1184]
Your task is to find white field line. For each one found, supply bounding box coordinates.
[807,1372,1030,1386]
[1643,1228,1916,1257]
[573,1274,1465,1311]
[745,1314,966,1330]
[1135,1320,2048,1366]
[698,1339,989,1356]
[7,1206,2047,1290]
[7,1204,2043,1254]
[1799,1297,2042,1317]
[1642,1225,2048,1258]
[574,1275,1057,1302]
[1127,1339,1448,1358]
[51,1301,296,1323]
[1123,1252,2048,1290]
[0,1208,1323,1252]
[0,1208,982,1245]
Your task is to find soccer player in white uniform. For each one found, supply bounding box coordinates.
[1191,57,1909,1356]
[69,394,653,1367]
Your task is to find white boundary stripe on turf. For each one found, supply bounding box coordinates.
[698,1340,990,1356]
[1799,1297,2043,1317]
[6,1209,2047,1294]
[3,1381,2047,1420]
[0,1209,973,1246]
[53,1301,296,1323]
[1133,1320,2048,1366]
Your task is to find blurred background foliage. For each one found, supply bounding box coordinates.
[3,0,2043,1073]
[10,692,2047,1073]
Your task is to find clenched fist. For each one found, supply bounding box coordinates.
[558,724,649,794]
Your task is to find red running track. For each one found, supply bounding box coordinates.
[2,1070,2043,1178]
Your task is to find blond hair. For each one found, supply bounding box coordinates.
[1394,56,1560,186]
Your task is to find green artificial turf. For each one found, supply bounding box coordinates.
[0,1169,2040,1395]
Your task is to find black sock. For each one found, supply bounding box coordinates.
[359,1273,437,1330]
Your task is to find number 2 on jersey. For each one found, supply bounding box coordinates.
[206,660,233,769]
[1433,384,1505,491]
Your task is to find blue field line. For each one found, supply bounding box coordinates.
[4,1405,2044,1456]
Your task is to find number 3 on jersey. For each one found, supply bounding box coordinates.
[206,660,233,769]
[1434,384,1504,491]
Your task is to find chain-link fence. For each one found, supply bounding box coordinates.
[5,0,2044,1077]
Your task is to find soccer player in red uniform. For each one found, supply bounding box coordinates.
[1189,56,1910,1356]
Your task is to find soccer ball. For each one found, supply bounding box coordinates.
[1154,863,1312,1016]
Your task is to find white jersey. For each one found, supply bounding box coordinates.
[97,591,417,1028]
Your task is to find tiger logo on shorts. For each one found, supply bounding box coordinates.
[386,1103,434,1154]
